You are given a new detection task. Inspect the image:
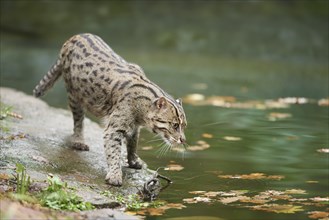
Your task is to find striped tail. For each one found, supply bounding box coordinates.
[33,59,62,97]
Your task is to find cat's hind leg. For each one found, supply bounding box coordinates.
[67,95,89,151]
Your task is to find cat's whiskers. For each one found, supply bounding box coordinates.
[156,142,172,158]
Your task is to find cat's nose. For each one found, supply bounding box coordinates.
[179,137,186,144]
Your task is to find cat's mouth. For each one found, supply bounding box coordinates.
[164,134,186,146]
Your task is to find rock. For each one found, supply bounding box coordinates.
[0,87,160,218]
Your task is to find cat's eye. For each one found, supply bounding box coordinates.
[173,123,179,130]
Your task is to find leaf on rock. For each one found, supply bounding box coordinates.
[0,173,11,180]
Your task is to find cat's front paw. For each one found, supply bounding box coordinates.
[71,142,89,151]
[128,160,143,169]
[105,170,122,186]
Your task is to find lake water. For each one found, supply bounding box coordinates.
[1,1,328,219]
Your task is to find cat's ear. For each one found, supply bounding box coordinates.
[155,97,168,109]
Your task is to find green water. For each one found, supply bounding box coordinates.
[1,1,328,219]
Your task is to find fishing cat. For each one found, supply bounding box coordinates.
[33,33,187,186]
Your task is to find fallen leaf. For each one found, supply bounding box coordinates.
[220,192,238,197]
[7,111,23,119]
[278,97,309,104]
[308,211,329,219]
[251,204,304,214]
[318,98,329,106]
[141,146,153,151]
[163,203,186,210]
[220,196,249,204]
[183,197,211,204]
[202,133,213,139]
[218,173,284,180]
[146,207,165,216]
[284,189,307,195]
[267,112,292,121]
[183,94,205,104]
[204,191,222,197]
[310,197,329,202]
[306,180,319,184]
[239,196,269,204]
[187,140,210,151]
[183,198,198,204]
[317,148,329,153]
[189,191,206,195]
[230,190,249,195]
[223,136,242,141]
[0,173,11,180]
[164,164,184,171]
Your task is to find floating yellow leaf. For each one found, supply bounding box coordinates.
[189,191,206,195]
[204,191,222,197]
[251,204,304,214]
[182,198,198,204]
[223,136,242,141]
[310,197,329,202]
[183,94,205,104]
[317,148,329,153]
[220,196,249,204]
[202,133,213,139]
[141,146,153,151]
[183,197,211,204]
[308,211,329,219]
[318,98,329,106]
[165,164,184,171]
[284,189,307,195]
[267,112,292,121]
[218,173,284,180]
[187,140,210,151]
[239,196,269,204]
[306,180,319,184]
[163,203,186,210]
[134,203,186,216]
[278,97,309,104]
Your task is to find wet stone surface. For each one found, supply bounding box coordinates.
[0,87,161,219]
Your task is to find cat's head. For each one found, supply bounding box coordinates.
[148,97,187,146]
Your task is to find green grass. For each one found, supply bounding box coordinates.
[39,175,94,211]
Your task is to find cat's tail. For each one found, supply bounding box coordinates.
[33,59,62,97]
